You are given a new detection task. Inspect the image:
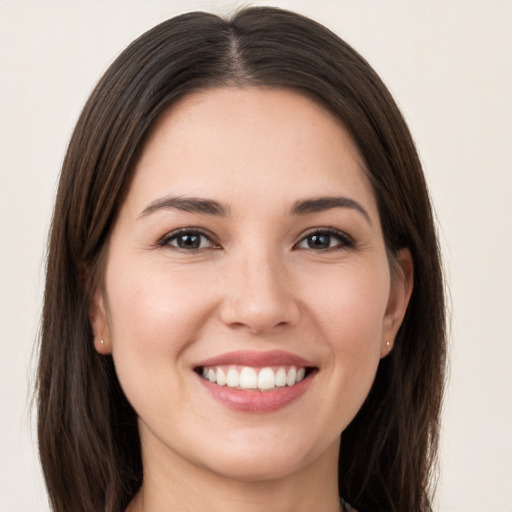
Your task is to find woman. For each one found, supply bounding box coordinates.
[37,7,445,512]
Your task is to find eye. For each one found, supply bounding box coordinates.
[295,229,354,251]
[160,229,219,251]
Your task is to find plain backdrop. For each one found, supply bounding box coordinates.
[1,1,511,511]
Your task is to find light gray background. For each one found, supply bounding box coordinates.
[1,1,511,510]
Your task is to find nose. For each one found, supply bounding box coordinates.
[219,249,300,335]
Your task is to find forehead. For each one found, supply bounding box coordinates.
[127,87,376,216]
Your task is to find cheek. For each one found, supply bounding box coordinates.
[302,261,390,347]
[104,259,219,386]
[299,262,389,416]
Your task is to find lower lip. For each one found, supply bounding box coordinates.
[197,373,314,413]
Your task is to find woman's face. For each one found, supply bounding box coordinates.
[92,88,412,483]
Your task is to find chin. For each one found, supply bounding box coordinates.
[192,432,335,483]
[205,453,310,483]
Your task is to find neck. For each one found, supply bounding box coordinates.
[127,436,342,512]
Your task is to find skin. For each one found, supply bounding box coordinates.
[91,88,413,512]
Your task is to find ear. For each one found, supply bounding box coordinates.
[381,248,414,358]
[89,289,112,355]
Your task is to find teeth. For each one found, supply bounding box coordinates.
[275,368,287,387]
[239,367,258,389]
[216,367,227,386]
[200,365,309,390]
[258,367,275,390]
[286,367,297,387]
[226,368,240,388]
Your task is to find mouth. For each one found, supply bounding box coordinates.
[195,365,316,391]
[193,350,318,412]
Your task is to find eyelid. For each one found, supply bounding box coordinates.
[157,227,221,250]
[156,226,354,252]
[294,227,356,250]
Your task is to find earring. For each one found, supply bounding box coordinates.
[99,339,104,344]
[386,340,391,350]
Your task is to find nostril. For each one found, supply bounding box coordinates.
[229,322,248,330]
[225,318,292,334]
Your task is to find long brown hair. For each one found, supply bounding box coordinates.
[37,7,446,512]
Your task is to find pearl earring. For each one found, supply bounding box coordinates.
[99,339,104,344]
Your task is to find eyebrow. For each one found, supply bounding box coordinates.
[138,196,229,218]
[138,194,371,225]
[290,196,372,225]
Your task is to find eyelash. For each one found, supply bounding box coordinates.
[158,227,355,252]
[158,228,219,251]
[295,228,355,252]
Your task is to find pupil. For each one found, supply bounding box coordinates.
[178,234,200,249]
[309,234,330,249]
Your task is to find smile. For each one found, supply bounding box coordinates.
[198,365,311,391]
[193,350,317,412]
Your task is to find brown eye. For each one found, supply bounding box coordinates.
[305,233,332,249]
[175,233,203,249]
[296,229,354,251]
[162,230,218,251]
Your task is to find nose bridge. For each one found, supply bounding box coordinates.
[220,241,299,333]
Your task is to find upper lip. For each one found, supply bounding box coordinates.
[194,350,316,368]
